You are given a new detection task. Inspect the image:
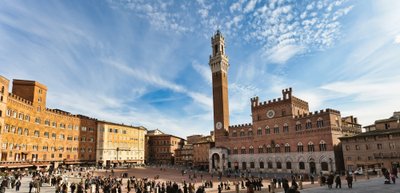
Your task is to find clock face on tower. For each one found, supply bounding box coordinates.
[267,110,275,118]
[216,122,223,130]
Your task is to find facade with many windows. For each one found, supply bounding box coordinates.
[0,75,146,169]
[146,132,185,165]
[96,121,146,167]
[340,112,400,171]
[208,31,361,175]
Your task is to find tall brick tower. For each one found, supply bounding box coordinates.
[209,30,229,141]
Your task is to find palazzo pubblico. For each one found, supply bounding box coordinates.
[208,31,361,175]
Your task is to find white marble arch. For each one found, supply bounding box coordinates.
[308,155,317,162]
[285,156,293,162]
[297,155,305,163]
[209,147,229,174]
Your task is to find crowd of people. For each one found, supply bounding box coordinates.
[1,165,399,193]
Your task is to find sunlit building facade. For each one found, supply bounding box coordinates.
[96,121,146,167]
[0,75,146,169]
[207,31,361,175]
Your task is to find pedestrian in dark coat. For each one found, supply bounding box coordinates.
[28,181,34,193]
[335,175,341,188]
[346,174,353,188]
[327,174,334,189]
[15,180,21,191]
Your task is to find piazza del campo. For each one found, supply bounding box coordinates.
[1,1,400,193]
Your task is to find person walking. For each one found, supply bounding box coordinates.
[326,174,334,189]
[346,174,353,188]
[335,175,341,188]
[15,179,21,191]
[29,180,34,193]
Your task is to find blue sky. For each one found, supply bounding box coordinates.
[1,0,400,138]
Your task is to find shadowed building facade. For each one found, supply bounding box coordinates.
[208,31,361,175]
[146,131,185,165]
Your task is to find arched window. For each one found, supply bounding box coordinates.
[286,162,292,169]
[274,125,279,134]
[275,144,281,153]
[249,146,254,154]
[240,129,245,136]
[248,128,253,136]
[232,130,237,137]
[276,162,282,169]
[321,162,329,171]
[297,142,304,153]
[295,121,302,131]
[305,119,312,129]
[283,123,289,133]
[241,146,246,154]
[317,117,324,128]
[265,126,270,134]
[259,161,264,168]
[285,143,291,152]
[266,145,272,153]
[319,140,327,151]
[233,147,238,154]
[268,161,273,169]
[24,128,29,136]
[250,161,255,168]
[257,127,262,135]
[299,161,305,170]
[258,145,264,153]
[308,141,315,152]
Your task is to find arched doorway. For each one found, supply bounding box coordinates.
[211,153,220,170]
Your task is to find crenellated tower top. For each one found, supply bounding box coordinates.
[209,30,229,73]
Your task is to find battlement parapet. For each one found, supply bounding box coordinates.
[45,108,72,116]
[77,114,98,121]
[44,109,97,120]
[251,88,296,109]
[294,108,341,119]
[8,93,32,105]
[251,97,290,109]
[229,123,253,129]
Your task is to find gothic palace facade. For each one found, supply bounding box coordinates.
[208,31,361,175]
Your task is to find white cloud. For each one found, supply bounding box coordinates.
[244,0,258,13]
[266,44,305,64]
[192,61,211,85]
[107,60,213,110]
[395,35,400,44]
[320,77,400,124]
[198,9,208,18]
[230,0,244,13]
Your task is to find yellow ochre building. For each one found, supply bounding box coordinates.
[0,75,146,169]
